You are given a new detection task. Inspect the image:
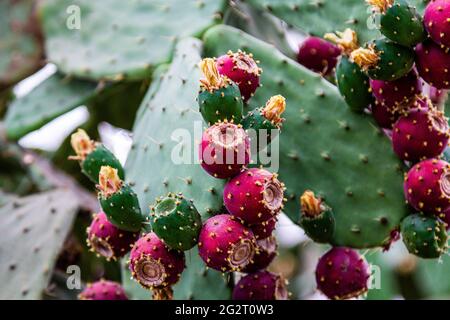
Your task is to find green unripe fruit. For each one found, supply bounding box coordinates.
[401,213,448,259]
[150,193,202,251]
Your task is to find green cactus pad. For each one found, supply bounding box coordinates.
[0,189,79,299]
[299,206,335,243]
[204,25,408,248]
[198,83,244,125]
[4,73,98,140]
[39,0,225,81]
[336,56,374,113]
[82,144,124,183]
[150,193,202,251]
[99,184,143,232]
[401,213,448,259]
[378,0,426,47]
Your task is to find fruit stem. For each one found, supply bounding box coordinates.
[68,128,95,161]
[366,0,393,13]
[324,28,359,56]
[300,190,323,218]
[98,166,122,198]
[262,95,286,125]
[199,58,224,91]
[350,46,379,71]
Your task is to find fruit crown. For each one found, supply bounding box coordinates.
[324,28,359,56]
[350,45,379,71]
[69,128,95,161]
[300,190,323,217]
[98,166,122,198]
[262,95,286,125]
[199,58,227,91]
[229,49,262,76]
[366,0,393,13]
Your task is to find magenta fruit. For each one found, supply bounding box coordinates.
[249,216,277,240]
[241,235,278,273]
[199,122,250,179]
[392,103,449,162]
[78,280,128,300]
[416,40,450,90]
[315,247,370,300]
[216,50,261,102]
[233,270,288,300]
[224,168,285,225]
[296,36,341,75]
[87,211,138,260]
[404,158,450,215]
[198,214,256,272]
[424,0,450,48]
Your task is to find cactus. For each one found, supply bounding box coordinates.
[424,0,450,48]
[297,37,341,76]
[79,280,128,300]
[241,235,277,273]
[232,270,288,300]
[416,39,450,90]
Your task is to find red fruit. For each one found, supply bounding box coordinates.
[198,214,256,272]
[404,158,450,215]
[242,235,278,273]
[199,122,250,179]
[296,36,341,76]
[216,50,261,102]
[129,233,185,289]
[315,247,370,300]
[416,40,450,90]
[87,212,139,260]
[78,280,128,300]
[424,0,450,48]
[392,104,449,162]
[224,168,284,225]
[249,216,277,240]
[232,270,288,300]
[371,100,398,129]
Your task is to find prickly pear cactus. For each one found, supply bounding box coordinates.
[204,25,407,248]
[39,0,226,81]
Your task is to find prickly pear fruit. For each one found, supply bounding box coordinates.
[424,0,450,48]
[199,122,250,179]
[401,213,448,259]
[69,129,124,183]
[299,190,335,244]
[98,166,143,232]
[129,232,185,290]
[440,207,450,230]
[198,58,243,125]
[224,168,284,225]
[149,193,202,251]
[367,0,426,47]
[415,40,450,90]
[249,216,277,240]
[392,104,449,162]
[296,36,341,75]
[216,50,261,102]
[351,38,414,81]
[404,159,450,215]
[232,271,288,300]
[78,280,128,300]
[315,247,370,300]
[198,214,256,272]
[87,212,139,260]
[242,235,277,273]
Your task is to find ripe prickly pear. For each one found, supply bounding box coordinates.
[216,50,261,102]
[149,193,202,251]
[351,38,414,81]
[242,235,277,273]
[198,214,256,272]
[424,0,450,48]
[198,58,243,125]
[299,190,335,244]
[296,36,341,75]
[367,0,426,47]
[98,166,143,232]
[69,129,124,183]
[78,280,128,300]
[249,216,277,240]
[401,213,448,259]
[87,211,138,260]
[223,168,284,225]
[404,159,450,215]
[415,39,450,90]
[232,270,288,300]
[315,247,370,300]
[129,232,185,292]
[199,122,250,179]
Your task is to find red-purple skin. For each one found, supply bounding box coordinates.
[232,271,288,300]
[424,0,450,48]
[199,122,250,179]
[371,101,398,129]
[392,105,449,162]
[440,207,450,230]
[315,247,370,300]
[224,168,284,225]
[249,216,277,240]
[87,212,139,260]
[416,40,450,90]
[129,233,185,289]
[216,52,260,102]
[198,214,256,272]
[404,159,450,215]
[297,37,341,76]
[242,235,277,273]
[79,280,128,300]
